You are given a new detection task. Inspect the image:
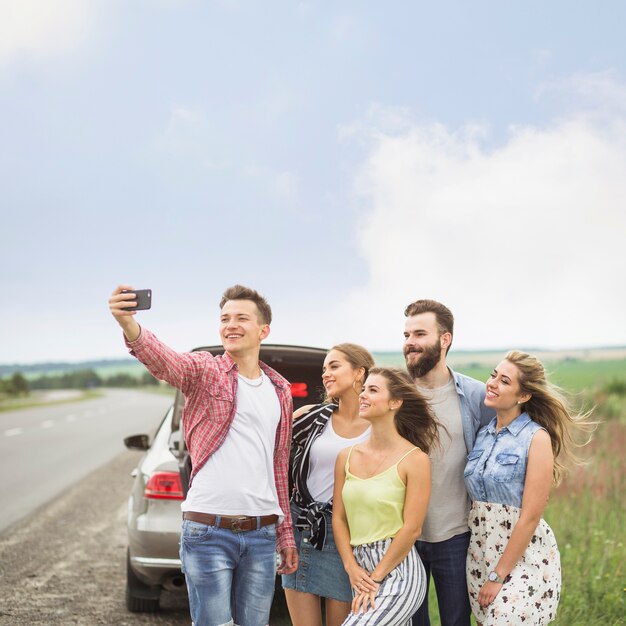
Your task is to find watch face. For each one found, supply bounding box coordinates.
[488,572,497,582]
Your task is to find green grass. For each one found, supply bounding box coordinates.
[545,419,625,625]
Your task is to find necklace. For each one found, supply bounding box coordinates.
[238,373,264,388]
[364,448,394,478]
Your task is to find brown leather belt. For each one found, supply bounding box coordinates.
[183,511,278,532]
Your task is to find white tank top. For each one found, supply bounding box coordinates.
[307,418,371,502]
[182,371,283,519]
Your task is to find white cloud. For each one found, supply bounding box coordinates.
[0,0,94,64]
[288,77,626,351]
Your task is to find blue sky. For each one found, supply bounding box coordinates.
[1,1,625,363]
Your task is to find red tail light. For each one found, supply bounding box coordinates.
[144,471,184,500]
[290,382,308,398]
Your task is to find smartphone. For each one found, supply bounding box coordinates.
[121,289,152,311]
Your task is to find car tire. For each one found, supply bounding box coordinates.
[126,549,161,612]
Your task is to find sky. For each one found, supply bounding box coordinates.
[1,0,625,364]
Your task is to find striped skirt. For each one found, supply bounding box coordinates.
[342,539,426,626]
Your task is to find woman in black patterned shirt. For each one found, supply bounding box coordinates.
[283,344,375,626]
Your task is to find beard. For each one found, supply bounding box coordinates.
[404,340,442,379]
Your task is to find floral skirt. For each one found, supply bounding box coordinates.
[467,501,561,625]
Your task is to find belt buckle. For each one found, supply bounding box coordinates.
[230,516,249,533]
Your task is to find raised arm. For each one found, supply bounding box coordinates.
[477,429,553,608]
[109,284,142,341]
[108,284,203,393]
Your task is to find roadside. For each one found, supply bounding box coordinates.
[0,451,190,626]
[0,450,291,626]
[0,389,102,412]
[0,386,174,412]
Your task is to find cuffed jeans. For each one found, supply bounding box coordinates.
[410,531,471,626]
[180,518,277,626]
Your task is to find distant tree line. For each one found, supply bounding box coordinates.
[0,373,30,396]
[0,369,162,396]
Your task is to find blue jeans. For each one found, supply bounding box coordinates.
[180,518,277,626]
[411,532,471,626]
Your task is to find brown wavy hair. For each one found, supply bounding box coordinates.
[368,367,440,454]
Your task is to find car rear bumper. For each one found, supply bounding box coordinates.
[130,556,182,568]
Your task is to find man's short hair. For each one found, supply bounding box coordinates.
[404,299,454,351]
[219,284,272,325]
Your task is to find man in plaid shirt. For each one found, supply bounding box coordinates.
[110,284,297,626]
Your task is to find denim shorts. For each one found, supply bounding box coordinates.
[281,505,352,603]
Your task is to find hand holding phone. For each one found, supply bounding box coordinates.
[121,289,152,311]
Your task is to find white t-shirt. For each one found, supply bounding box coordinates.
[182,371,283,519]
[307,417,371,502]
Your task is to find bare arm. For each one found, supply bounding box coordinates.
[293,404,315,421]
[332,449,378,593]
[478,429,553,608]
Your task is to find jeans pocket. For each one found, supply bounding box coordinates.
[261,524,277,540]
[182,520,215,542]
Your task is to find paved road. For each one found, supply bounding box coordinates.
[0,451,291,625]
[0,389,173,533]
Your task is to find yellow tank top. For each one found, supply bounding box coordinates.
[342,446,418,546]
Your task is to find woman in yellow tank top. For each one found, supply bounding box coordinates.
[333,367,440,625]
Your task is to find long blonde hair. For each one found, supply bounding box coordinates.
[506,350,595,484]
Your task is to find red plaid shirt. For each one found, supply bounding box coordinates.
[126,327,295,552]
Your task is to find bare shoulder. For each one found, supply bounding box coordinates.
[405,447,430,469]
[336,445,352,462]
[529,428,553,457]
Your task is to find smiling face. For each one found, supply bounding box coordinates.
[322,349,364,400]
[219,299,268,356]
[485,359,531,412]
[403,312,449,378]
[359,373,399,421]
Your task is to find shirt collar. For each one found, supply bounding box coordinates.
[450,368,465,396]
[220,350,238,372]
[487,412,532,436]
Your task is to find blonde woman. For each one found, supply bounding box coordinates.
[333,368,439,625]
[464,351,593,625]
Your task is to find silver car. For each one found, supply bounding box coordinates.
[123,344,327,612]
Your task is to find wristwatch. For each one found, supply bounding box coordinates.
[488,571,505,584]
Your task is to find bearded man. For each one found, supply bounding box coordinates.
[403,300,494,626]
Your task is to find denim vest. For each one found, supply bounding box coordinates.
[463,412,545,508]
